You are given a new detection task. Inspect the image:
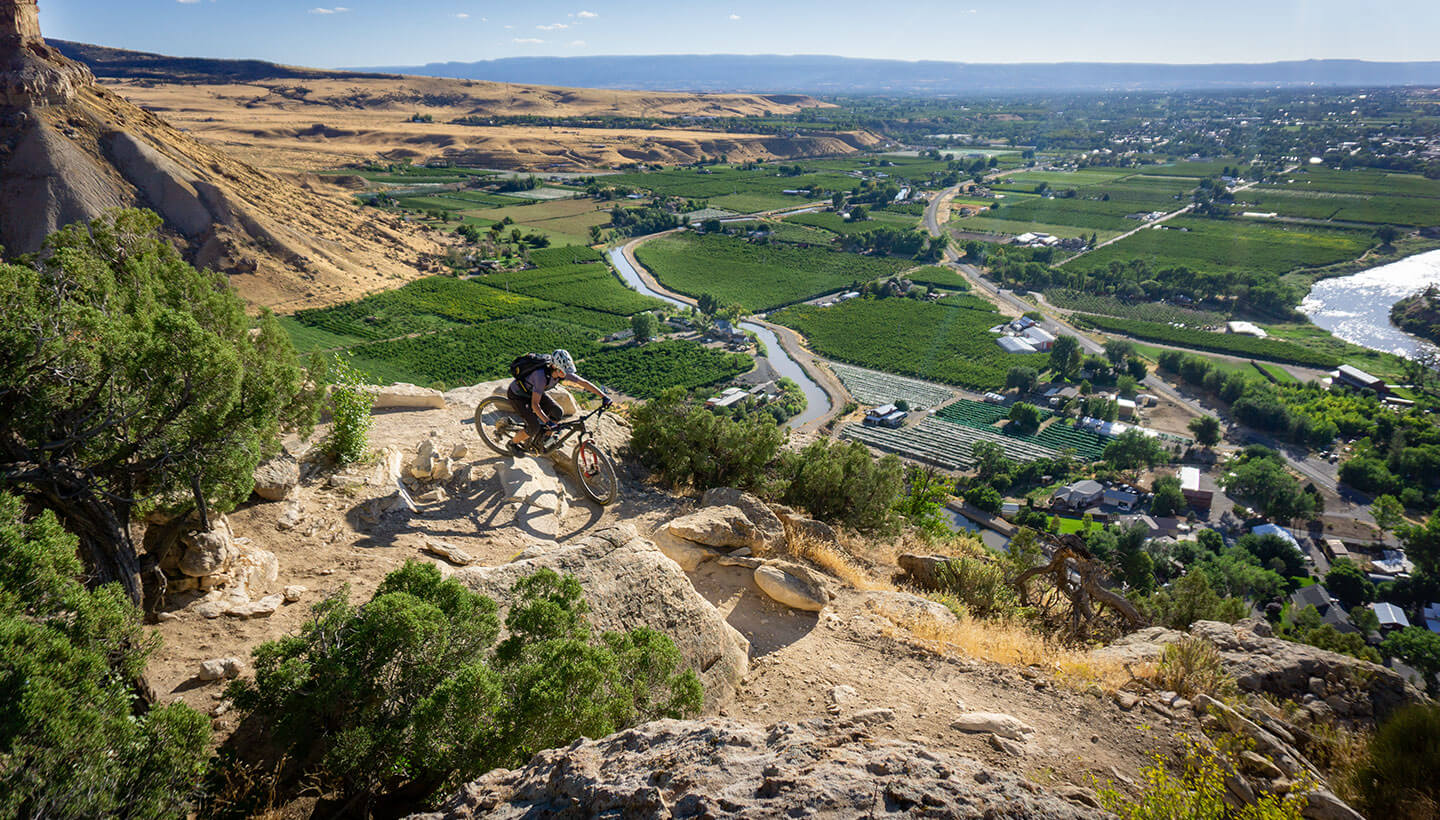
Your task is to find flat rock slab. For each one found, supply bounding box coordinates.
[651,529,726,572]
[754,564,829,612]
[368,383,446,410]
[952,712,1036,742]
[699,487,785,548]
[495,457,568,517]
[667,505,764,550]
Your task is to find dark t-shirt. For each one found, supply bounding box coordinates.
[515,368,561,397]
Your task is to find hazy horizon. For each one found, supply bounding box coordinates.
[41,0,1440,71]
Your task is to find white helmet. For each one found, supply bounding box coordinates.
[551,349,577,377]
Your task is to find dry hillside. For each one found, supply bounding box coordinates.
[0,4,440,312]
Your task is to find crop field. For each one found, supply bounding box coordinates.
[274,316,366,353]
[1042,289,1226,327]
[481,263,667,316]
[935,400,1108,461]
[1064,217,1371,278]
[1002,169,1133,188]
[635,233,910,311]
[604,165,855,203]
[829,362,956,409]
[760,220,839,245]
[904,266,971,291]
[772,296,1048,391]
[1133,160,1256,178]
[324,167,498,185]
[843,415,1068,471]
[528,246,604,266]
[946,215,1116,241]
[975,174,1195,233]
[1072,313,1341,368]
[784,210,920,235]
[1237,186,1440,227]
[291,277,550,341]
[1277,167,1440,199]
[481,198,611,245]
[582,340,752,399]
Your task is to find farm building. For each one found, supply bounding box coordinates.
[1103,487,1139,511]
[1116,398,1137,419]
[1334,365,1387,394]
[1052,479,1104,510]
[1371,602,1411,632]
[1226,321,1268,338]
[705,387,748,409]
[863,404,908,428]
[1021,326,1056,351]
[996,336,1037,354]
[709,319,749,344]
[1180,466,1213,508]
[1044,385,1081,407]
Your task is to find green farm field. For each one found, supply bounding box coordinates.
[582,340,752,399]
[772,296,1049,391]
[634,233,910,312]
[784,210,920,235]
[1064,217,1372,278]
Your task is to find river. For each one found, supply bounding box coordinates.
[606,248,832,427]
[1298,248,1440,359]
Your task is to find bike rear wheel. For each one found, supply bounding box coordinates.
[474,395,527,457]
[572,440,618,505]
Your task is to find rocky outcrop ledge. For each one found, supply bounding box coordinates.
[411,717,1107,820]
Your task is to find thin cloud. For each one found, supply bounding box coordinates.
[728,13,741,20]
[177,0,201,4]
[309,7,350,14]
[455,12,469,18]
[568,40,586,47]
[513,37,544,44]
[576,10,598,18]
[537,22,569,30]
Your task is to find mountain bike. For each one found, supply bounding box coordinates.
[473,397,618,505]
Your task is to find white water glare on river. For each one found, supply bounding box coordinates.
[1299,248,1440,359]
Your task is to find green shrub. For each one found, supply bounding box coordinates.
[1098,740,1308,820]
[1143,570,1248,630]
[931,557,1021,619]
[777,439,904,532]
[0,494,210,818]
[321,355,373,465]
[227,562,700,807]
[1354,703,1440,817]
[628,388,785,491]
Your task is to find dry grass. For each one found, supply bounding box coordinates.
[780,527,894,592]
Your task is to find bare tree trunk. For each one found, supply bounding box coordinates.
[46,488,143,605]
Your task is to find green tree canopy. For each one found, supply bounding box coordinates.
[0,210,316,602]
[1325,558,1375,607]
[1049,334,1082,380]
[1188,415,1223,448]
[0,493,210,817]
[1104,429,1170,471]
[1150,474,1187,518]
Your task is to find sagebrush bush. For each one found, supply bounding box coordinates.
[226,562,702,808]
[322,355,373,465]
[628,387,784,491]
[0,494,210,819]
[1154,636,1237,699]
[931,557,1020,620]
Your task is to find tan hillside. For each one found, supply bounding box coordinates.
[0,2,440,312]
[91,73,879,171]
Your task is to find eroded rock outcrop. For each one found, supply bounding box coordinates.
[453,524,749,710]
[411,718,1106,820]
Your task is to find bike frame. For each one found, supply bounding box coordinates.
[536,404,608,454]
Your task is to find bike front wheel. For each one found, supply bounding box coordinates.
[474,395,527,457]
[572,440,618,505]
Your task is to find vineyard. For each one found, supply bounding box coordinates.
[291,277,551,341]
[784,210,920,236]
[904,266,972,292]
[772,296,1047,391]
[1043,289,1226,328]
[829,362,956,409]
[634,233,910,312]
[581,340,752,399]
[528,246,604,266]
[935,399,1108,461]
[1071,313,1341,368]
[843,416,1067,471]
[481,264,666,315]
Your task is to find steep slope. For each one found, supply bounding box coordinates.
[0,2,439,312]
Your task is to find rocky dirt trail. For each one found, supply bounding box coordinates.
[144,381,1277,816]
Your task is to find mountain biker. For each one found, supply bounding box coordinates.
[507,349,610,455]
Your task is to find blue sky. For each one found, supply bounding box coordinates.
[41,0,1440,68]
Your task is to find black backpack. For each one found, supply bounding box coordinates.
[509,352,552,393]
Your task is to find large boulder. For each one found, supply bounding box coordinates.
[453,525,749,710]
[251,453,298,501]
[699,487,785,548]
[412,718,1106,820]
[754,562,832,612]
[667,505,765,550]
[177,518,234,577]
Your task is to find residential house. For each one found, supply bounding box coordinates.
[705,387,748,410]
[1180,466,1213,508]
[1371,602,1411,632]
[1103,487,1140,511]
[1290,584,1355,633]
[1052,479,1104,510]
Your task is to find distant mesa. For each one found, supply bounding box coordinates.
[0,2,436,311]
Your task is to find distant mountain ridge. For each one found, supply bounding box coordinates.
[348,54,1440,94]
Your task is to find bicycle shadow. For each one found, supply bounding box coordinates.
[686,560,817,658]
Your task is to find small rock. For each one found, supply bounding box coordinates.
[1172,698,1192,711]
[424,539,475,566]
[155,611,178,623]
[319,568,335,576]
[830,684,859,706]
[1115,691,1140,711]
[1308,677,1327,698]
[283,585,307,603]
[210,701,231,718]
[179,526,232,577]
[197,659,228,681]
[276,500,303,531]
[451,443,469,460]
[416,487,448,505]
[847,708,894,726]
[252,454,299,501]
[1239,750,1284,780]
[668,506,765,550]
[221,657,245,678]
[1058,786,1101,810]
[229,594,283,619]
[411,440,438,479]
[989,733,1026,756]
[952,712,1035,742]
[194,601,225,619]
[1303,788,1366,820]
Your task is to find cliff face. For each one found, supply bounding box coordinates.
[0,1,437,311]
